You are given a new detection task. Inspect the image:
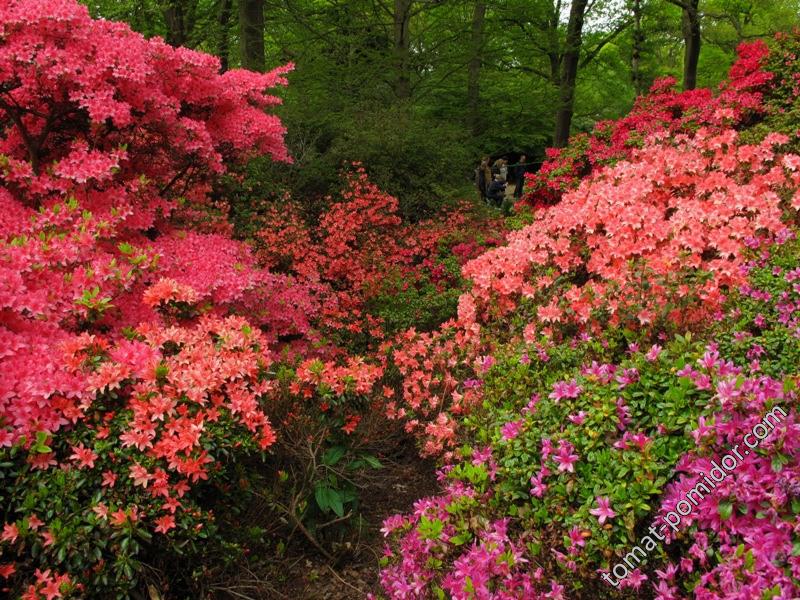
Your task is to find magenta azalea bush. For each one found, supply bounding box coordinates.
[378,232,800,600]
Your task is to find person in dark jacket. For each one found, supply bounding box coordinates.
[487,175,506,208]
[513,155,527,198]
[475,157,491,202]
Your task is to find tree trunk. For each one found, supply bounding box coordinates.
[163,0,188,47]
[553,0,589,148]
[217,0,233,72]
[630,0,644,95]
[467,1,487,138]
[239,0,265,72]
[547,0,562,86]
[393,0,413,100]
[681,0,701,90]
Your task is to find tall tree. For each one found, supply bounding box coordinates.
[667,0,701,90]
[162,0,196,47]
[217,0,233,71]
[630,0,645,95]
[393,0,414,99]
[553,0,589,147]
[467,1,487,137]
[239,0,265,71]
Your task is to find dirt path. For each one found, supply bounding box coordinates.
[218,431,439,599]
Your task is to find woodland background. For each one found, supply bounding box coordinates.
[84,0,800,216]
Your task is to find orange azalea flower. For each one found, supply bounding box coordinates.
[341,415,361,435]
[154,514,176,534]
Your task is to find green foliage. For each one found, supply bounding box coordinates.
[367,260,464,336]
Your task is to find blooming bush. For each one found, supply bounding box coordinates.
[463,129,796,340]
[389,124,800,459]
[653,237,800,599]
[521,39,774,208]
[0,1,390,596]
[378,35,800,600]
[378,234,800,600]
[0,0,292,440]
[0,314,278,597]
[254,166,506,347]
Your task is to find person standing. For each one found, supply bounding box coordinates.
[493,157,508,181]
[475,163,486,202]
[480,157,492,200]
[513,155,527,198]
[475,158,489,202]
[491,157,502,178]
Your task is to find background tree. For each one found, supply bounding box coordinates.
[240,0,265,71]
[553,0,589,146]
[666,0,701,89]
[467,1,487,137]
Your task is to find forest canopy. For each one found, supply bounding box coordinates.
[81,0,800,215]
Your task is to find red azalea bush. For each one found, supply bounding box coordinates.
[0,1,377,596]
[522,40,773,209]
[254,166,506,345]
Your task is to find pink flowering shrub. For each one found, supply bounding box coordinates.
[462,129,797,341]
[390,126,800,459]
[379,332,712,598]
[0,1,392,596]
[379,234,800,599]
[378,36,800,600]
[0,0,292,441]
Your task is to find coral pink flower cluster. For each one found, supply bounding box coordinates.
[379,36,800,600]
[462,129,796,337]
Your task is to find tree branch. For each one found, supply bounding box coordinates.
[580,18,632,69]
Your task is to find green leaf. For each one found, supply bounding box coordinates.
[328,490,344,517]
[362,454,382,469]
[718,501,733,520]
[315,485,344,517]
[322,446,346,467]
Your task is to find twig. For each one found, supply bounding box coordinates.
[326,564,367,596]
[316,511,353,530]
